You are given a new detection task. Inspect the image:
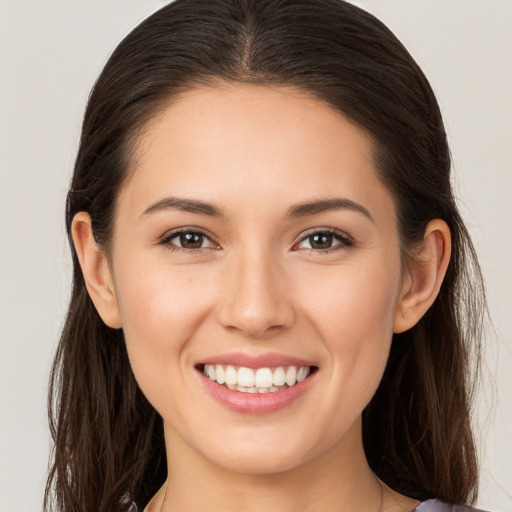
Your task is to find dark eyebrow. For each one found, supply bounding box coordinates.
[141,196,373,222]
[141,197,224,217]
[286,198,375,223]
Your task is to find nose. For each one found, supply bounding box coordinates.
[216,248,295,339]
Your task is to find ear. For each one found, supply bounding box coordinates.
[71,212,122,329]
[394,219,451,333]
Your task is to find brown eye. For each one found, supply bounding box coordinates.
[164,230,215,250]
[179,232,204,248]
[296,230,352,252]
[309,233,334,250]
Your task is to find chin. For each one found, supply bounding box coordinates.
[210,447,310,475]
[191,425,327,476]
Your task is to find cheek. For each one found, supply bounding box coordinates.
[115,256,213,339]
[303,257,400,334]
[112,259,215,399]
[300,258,401,393]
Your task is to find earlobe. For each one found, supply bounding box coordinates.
[394,219,451,333]
[71,212,122,329]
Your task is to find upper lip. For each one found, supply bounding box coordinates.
[197,351,317,369]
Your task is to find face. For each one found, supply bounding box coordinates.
[107,84,408,474]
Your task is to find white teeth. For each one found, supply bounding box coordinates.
[237,367,255,387]
[234,385,261,393]
[272,367,286,386]
[255,368,273,388]
[297,366,310,382]
[225,366,237,386]
[216,365,225,385]
[285,366,297,386]
[202,364,313,393]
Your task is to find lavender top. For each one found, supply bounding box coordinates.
[413,500,487,512]
[131,499,488,511]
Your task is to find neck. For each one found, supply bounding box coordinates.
[155,419,384,512]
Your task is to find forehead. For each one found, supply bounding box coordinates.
[120,84,394,221]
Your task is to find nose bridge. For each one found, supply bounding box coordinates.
[218,243,294,337]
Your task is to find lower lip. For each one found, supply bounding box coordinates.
[198,370,316,414]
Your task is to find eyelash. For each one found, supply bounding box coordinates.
[159,228,353,253]
[159,228,219,252]
[294,228,354,254]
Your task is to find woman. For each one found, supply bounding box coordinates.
[45,1,488,511]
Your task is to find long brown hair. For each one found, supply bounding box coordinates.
[45,1,486,510]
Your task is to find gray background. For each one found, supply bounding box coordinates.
[0,1,510,510]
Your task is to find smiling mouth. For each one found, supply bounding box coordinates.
[198,364,318,394]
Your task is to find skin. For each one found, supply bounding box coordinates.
[72,84,451,512]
